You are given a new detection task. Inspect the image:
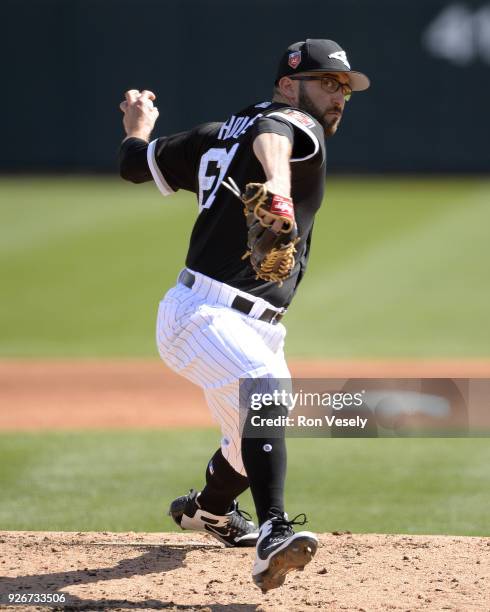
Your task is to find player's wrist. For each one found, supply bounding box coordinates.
[124,130,151,142]
[122,134,150,146]
[263,180,291,200]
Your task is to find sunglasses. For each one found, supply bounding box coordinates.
[289,75,353,101]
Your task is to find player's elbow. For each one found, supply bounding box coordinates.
[119,160,147,183]
[119,160,133,182]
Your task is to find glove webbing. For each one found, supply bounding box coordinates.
[254,238,299,286]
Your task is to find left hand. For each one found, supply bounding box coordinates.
[119,89,159,142]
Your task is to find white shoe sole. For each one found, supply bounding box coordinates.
[253,534,318,593]
[180,511,258,547]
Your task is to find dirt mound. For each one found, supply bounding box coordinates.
[0,531,488,611]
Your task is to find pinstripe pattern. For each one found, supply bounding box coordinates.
[156,269,290,474]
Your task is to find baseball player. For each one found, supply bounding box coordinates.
[119,39,369,592]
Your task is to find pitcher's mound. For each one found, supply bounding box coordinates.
[0,531,488,611]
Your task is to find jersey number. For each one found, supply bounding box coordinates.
[198,144,239,212]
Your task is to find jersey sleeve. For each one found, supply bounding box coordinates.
[147,130,197,196]
[147,122,220,196]
[119,137,153,184]
[254,115,295,145]
[256,108,324,165]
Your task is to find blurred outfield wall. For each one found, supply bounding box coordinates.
[3,0,490,172]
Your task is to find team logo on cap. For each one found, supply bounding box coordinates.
[288,50,302,69]
[328,50,351,69]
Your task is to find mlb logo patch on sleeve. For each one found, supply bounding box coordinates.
[282,109,315,128]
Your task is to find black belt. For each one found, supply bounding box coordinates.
[180,270,284,325]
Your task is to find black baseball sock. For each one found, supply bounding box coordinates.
[241,403,287,525]
[197,448,249,515]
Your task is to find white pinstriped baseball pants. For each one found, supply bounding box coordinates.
[156,269,291,475]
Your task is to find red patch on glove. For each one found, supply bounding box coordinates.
[270,195,294,220]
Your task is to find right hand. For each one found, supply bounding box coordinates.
[119,89,159,142]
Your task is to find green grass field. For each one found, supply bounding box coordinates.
[1,176,489,536]
[1,431,489,536]
[1,176,489,358]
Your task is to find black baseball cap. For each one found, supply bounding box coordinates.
[276,39,370,92]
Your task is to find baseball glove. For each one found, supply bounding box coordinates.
[223,178,300,286]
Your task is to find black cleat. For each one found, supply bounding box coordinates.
[168,489,259,548]
[252,511,318,593]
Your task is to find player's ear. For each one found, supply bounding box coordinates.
[277,77,298,106]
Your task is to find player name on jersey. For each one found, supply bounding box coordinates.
[217,114,263,141]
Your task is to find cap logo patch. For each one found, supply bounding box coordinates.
[328,50,351,69]
[288,50,302,69]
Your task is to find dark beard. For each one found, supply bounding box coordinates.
[297,82,340,138]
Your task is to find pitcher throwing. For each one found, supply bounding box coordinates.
[119,38,370,592]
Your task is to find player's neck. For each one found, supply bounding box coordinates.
[272,93,293,106]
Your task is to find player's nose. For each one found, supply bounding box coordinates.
[333,88,346,106]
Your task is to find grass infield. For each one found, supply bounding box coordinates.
[0,430,488,536]
[1,176,490,358]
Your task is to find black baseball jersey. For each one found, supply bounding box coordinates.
[120,101,326,309]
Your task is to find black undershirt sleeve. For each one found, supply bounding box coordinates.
[119,137,152,183]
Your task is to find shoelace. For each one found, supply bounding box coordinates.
[227,503,255,534]
[269,512,308,538]
[234,503,253,522]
